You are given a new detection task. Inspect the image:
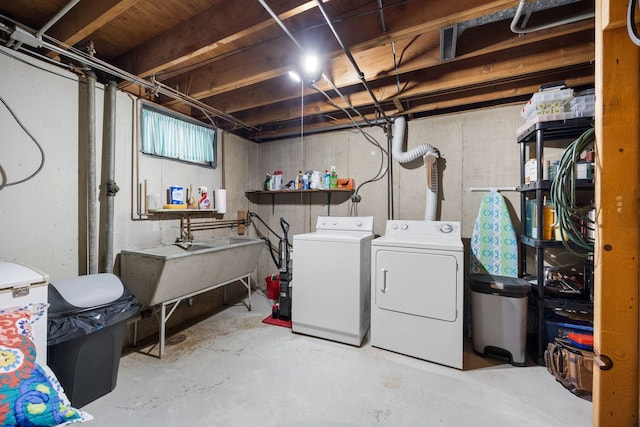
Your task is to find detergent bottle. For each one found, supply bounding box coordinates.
[198,186,211,209]
[330,166,338,188]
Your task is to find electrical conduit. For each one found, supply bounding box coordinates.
[392,116,439,221]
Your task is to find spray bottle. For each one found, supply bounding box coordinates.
[330,166,338,188]
[198,186,211,209]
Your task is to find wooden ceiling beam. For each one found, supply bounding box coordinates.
[247,72,594,141]
[200,21,593,115]
[113,0,320,78]
[233,38,594,126]
[47,0,142,50]
[158,0,518,104]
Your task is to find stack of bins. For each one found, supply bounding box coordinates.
[469,274,532,366]
[47,273,138,407]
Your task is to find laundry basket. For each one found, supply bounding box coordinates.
[47,273,138,407]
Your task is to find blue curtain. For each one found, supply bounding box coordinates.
[141,106,216,166]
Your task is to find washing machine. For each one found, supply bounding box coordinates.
[292,216,374,346]
[370,220,464,369]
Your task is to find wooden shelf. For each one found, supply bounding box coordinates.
[245,188,354,215]
[245,188,353,195]
[147,209,216,214]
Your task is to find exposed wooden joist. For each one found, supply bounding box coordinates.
[247,72,594,141]
[198,21,593,116]
[232,38,594,126]
[159,0,517,104]
[114,0,323,78]
[47,0,141,50]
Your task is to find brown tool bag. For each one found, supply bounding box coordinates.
[544,338,594,401]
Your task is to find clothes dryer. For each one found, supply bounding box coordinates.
[292,216,374,346]
[371,220,464,369]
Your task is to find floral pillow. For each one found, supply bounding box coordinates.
[0,310,91,426]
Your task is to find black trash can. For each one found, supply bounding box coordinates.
[47,273,138,408]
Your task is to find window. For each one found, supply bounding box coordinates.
[140,102,216,167]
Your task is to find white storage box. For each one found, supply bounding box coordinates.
[0,261,49,364]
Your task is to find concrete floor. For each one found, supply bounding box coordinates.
[83,292,592,426]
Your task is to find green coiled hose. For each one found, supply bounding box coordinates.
[549,127,596,256]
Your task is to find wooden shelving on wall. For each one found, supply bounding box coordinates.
[245,189,354,215]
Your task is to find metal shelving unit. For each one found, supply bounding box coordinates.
[517,117,595,365]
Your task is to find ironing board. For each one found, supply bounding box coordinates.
[470,191,518,278]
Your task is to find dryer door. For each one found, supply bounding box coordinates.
[374,248,458,321]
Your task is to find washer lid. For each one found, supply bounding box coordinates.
[0,261,49,289]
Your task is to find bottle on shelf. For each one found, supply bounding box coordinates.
[330,166,338,188]
[264,174,271,191]
[543,197,555,240]
[297,170,303,189]
[324,170,330,189]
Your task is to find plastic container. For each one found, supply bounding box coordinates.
[567,332,594,350]
[545,318,593,348]
[169,186,184,204]
[265,275,280,300]
[47,273,138,408]
[469,274,532,366]
[520,88,574,119]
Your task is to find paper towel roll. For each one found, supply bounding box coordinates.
[215,188,227,214]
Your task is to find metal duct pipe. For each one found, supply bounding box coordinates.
[103,80,119,273]
[86,71,98,274]
[315,0,389,123]
[510,0,595,34]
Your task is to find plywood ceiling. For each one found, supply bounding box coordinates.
[0,0,595,142]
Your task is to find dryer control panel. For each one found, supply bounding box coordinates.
[385,220,460,238]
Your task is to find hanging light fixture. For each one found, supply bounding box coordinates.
[288,52,323,84]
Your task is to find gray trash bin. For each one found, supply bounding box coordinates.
[469,274,531,366]
[47,273,138,407]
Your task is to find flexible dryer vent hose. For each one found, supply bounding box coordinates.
[392,116,439,221]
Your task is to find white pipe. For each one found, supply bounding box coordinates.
[510,0,595,34]
[392,116,439,221]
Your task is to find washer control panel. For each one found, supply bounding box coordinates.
[316,216,374,232]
